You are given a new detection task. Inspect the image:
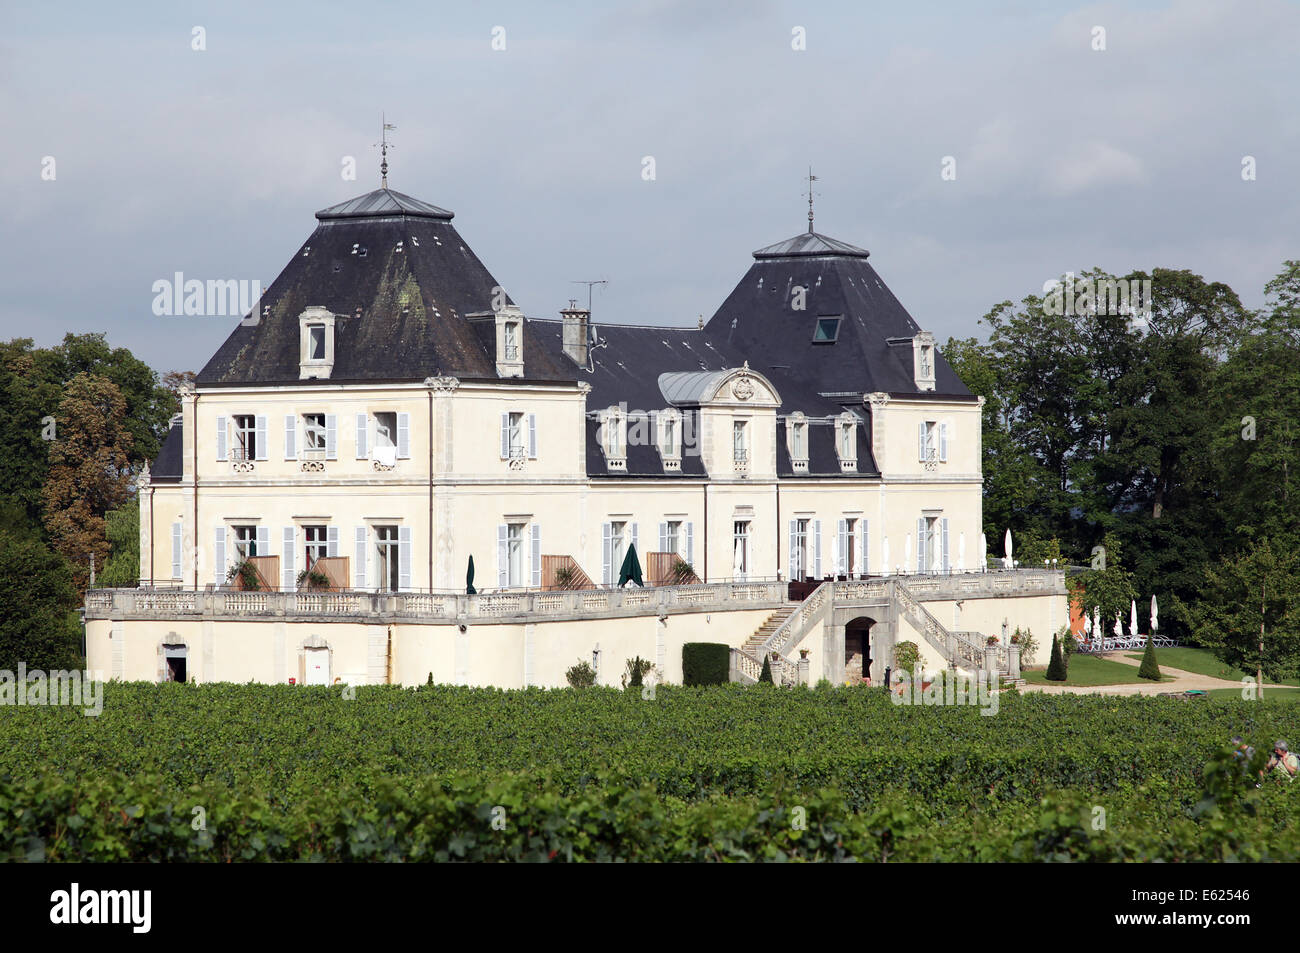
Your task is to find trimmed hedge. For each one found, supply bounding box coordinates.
[682,642,729,685]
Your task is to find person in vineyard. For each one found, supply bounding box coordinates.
[1262,740,1298,782]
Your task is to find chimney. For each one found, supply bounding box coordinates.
[561,304,590,365]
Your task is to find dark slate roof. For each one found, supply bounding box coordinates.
[151,423,183,482]
[315,188,453,221]
[752,231,870,259]
[583,415,708,479]
[775,418,880,479]
[196,191,577,386]
[703,235,973,399]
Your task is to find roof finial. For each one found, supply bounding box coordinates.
[805,166,819,234]
[375,113,396,189]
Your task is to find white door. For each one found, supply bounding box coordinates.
[304,646,330,686]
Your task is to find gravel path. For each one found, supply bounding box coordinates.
[1021,653,1250,697]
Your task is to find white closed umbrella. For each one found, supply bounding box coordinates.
[1004,529,1013,568]
[1151,594,1159,633]
[1113,614,1122,637]
[980,532,988,572]
[1130,599,1139,637]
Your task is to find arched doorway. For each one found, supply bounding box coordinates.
[844,616,876,684]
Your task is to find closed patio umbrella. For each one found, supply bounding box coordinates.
[1151,594,1159,633]
[466,555,477,595]
[1130,599,1139,637]
[618,542,644,588]
[980,532,987,572]
[1004,529,1013,569]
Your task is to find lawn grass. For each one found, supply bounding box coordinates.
[1205,685,1300,702]
[1123,646,1299,686]
[1023,653,1173,687]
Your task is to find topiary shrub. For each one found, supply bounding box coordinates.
[1060,626,1076,661]
[1138,639,1162,681]
[682,643,729,686]
[893,641,921,679]
[1046,635,1068,681]
[759,654,773,684]
[565,660,597,688]
[623,655,653,688]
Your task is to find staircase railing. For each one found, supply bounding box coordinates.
[736,581,834,685]
[890,578,990,673]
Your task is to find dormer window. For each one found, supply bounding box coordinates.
[787,413,809,472]
[835,412,858,472]
[298,307,335,380]
[656,409,682,472]
[602,406,627,471]
[912,331,937,391]
[494,305,525,378]
[813,316,841,343]
[733,419,749,473]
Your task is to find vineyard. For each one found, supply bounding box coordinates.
[1,682,1298,861]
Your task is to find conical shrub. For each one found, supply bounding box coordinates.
[1138,639,1162,681]
[1046,635,1068,682]
[759,654,774,684]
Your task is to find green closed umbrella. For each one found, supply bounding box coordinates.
[466,555,477,595]
[617,543,644,588]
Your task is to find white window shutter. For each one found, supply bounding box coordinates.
[530,524,541,588]
[282,527,295,590]
[630,522,638,556]
[355,413,368,459]
[171,523,182,579]
[500,414,509,459]
[213,526,226,586]
[602,522,612,586]
[814,520,822,578]
[256,526,269,559]
[216,416,227,461]
[528,413,537,459]
[497,524,508,588]
[658,522,668,554]
[788,520,797,580]
[686,522,694,565]
[354,527,367,589]
[858,521,867,575]
[837,519,847,575]
[283,416,296,460]
[325,415,337,460]
[327,526,339,558]
[918,422,927,462]
[942,518,950,572]
[255,416,268,461]
[940,423,949,463]
[398,527,412,591]
[397,413,410,459]
[917,518,927,573]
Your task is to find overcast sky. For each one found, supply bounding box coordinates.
[2,0,1296,377]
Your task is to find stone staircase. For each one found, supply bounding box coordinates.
[741,606,797,666]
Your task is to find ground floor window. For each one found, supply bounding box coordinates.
[376,525,400,591]
[233,524,258,559]
[506,522,525,587]
[733,521,750,579]
[305,525,327,569]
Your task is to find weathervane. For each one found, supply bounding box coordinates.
[375,113,396,188]
[804,166,819,234]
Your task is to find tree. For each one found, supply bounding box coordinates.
[1138,639,1162,680]
[98,503,139,588]
[1046,635,1067,681]
[161,370,196,405]
[41,373,133,592]
[1075,532,1137,633]
[565,660,596,688]
[759,654,773,684]
[1191,538,1300,693]
[0,508,82,670]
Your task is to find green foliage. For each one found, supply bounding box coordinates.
[892,640,920,677]
[670,557,697,584]
[552,564,577,589]
[758,654,773,684]
[1045,635,1067,681]
[1010,626,1038,666]
[98,503,139,588]
[226,559,263,591]
[296,567,330,590]
[681,643,728,686]
[0,509,82,670]
[1138,639,1162,681]
[624,655,652,688]
[565,660,596,688]
[1060,625,1076,661]
[2,684,1300,860]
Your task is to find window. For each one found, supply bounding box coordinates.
[733,420,748,464]
[163,645,188,683]
[918,420,947,465]
[375,412,397,449]
[375,525,400,592]
[665,520,681,558]
[233,525,258,560]
[840,422,853,458]
[919,345,933,378]
[234,415,256,461]
[506,523,525,586]
[610,521,627,575]
[507,412,525,458]
[305,525,327,569]
[813,317,841,343]
[791,421,806,458]
[843,518,857,576]
[608,411,623,457]
[793,519,809,578]
[503,322,519,362]
[663,417,676,456]
[308,325,326,361]
[303,413,326,451]
[733,521,750,579]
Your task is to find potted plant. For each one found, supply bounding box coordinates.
[670,557,697,585]
[986,635,999,647]
[297,567,331,591]
[553,564,577,590]
[226,558,263,592]
[799,648,810,659]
